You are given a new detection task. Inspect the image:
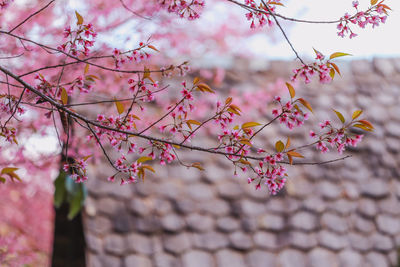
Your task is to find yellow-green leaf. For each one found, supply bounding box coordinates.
[239,138,252,147]
[329,52,352,60]
[239,159,251,165]
[115,99,124,115]
[137,156,152,163]
[61,87,68,105]
[288,154,293,165]
[353,124,373,131]
[191,162,204,171]
[287,150,304,158]
[0,176,5,183]
[330,62,341,76]
[75,11,83,25]
[352,110,363,120]
[333,109,345,123]
[269,1,284,6]
[83,155,92,161]
[242,122,261,129]
[1,167,19,174]
[285,137,291,150]
[227,104,241,116]
[286,82,295,98]
[8,172,21,181]
[275,140,285,152]
[84,63,89,74]
[86,74,99,80]
[187,119,201,126]
[358,119,374,129]
[298,98,313,113]
[141,165,155,173]
[197,83,215,93]
[329,68,335,79]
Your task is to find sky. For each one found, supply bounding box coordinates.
[248,0,400,60]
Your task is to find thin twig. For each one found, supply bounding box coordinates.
[260,0,306,65]
[8,0,56,33]
[119,0,151,20]
[86,122,118,171]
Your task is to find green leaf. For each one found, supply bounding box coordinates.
[65,175,79,194]
[0,176,6,183]
[67,186,84,220]
[329,52,352,60]
[333,109,345,123]
[54,172,67,208]
[275,140,285,152]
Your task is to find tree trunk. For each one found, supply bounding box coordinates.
[51,204,86,267]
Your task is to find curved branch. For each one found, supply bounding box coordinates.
[0,65,353,166]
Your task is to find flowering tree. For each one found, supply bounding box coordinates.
[0,0,389,265]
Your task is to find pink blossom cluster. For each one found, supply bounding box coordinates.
[310,120,364,154]
[272,96,309,129]
[112,42,152,69]
[291,62,332,84]
[94,114,139,151]
[215,100,235,130]
[67,75,95,94]
[110,155,142,185]
[147,142,177,166]
[249,158,287,195]
[58,23,97,56]
[0,96,25,119]
[128,77,158,102]
[218,127,252,160]
[158,0,205,20]
[63,158,89,183]
[108,141,177,185]
[337,0,389,38]
[29,74,54,102]
[244,0,282,29]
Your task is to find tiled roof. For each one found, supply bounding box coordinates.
[83,58,400,267]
